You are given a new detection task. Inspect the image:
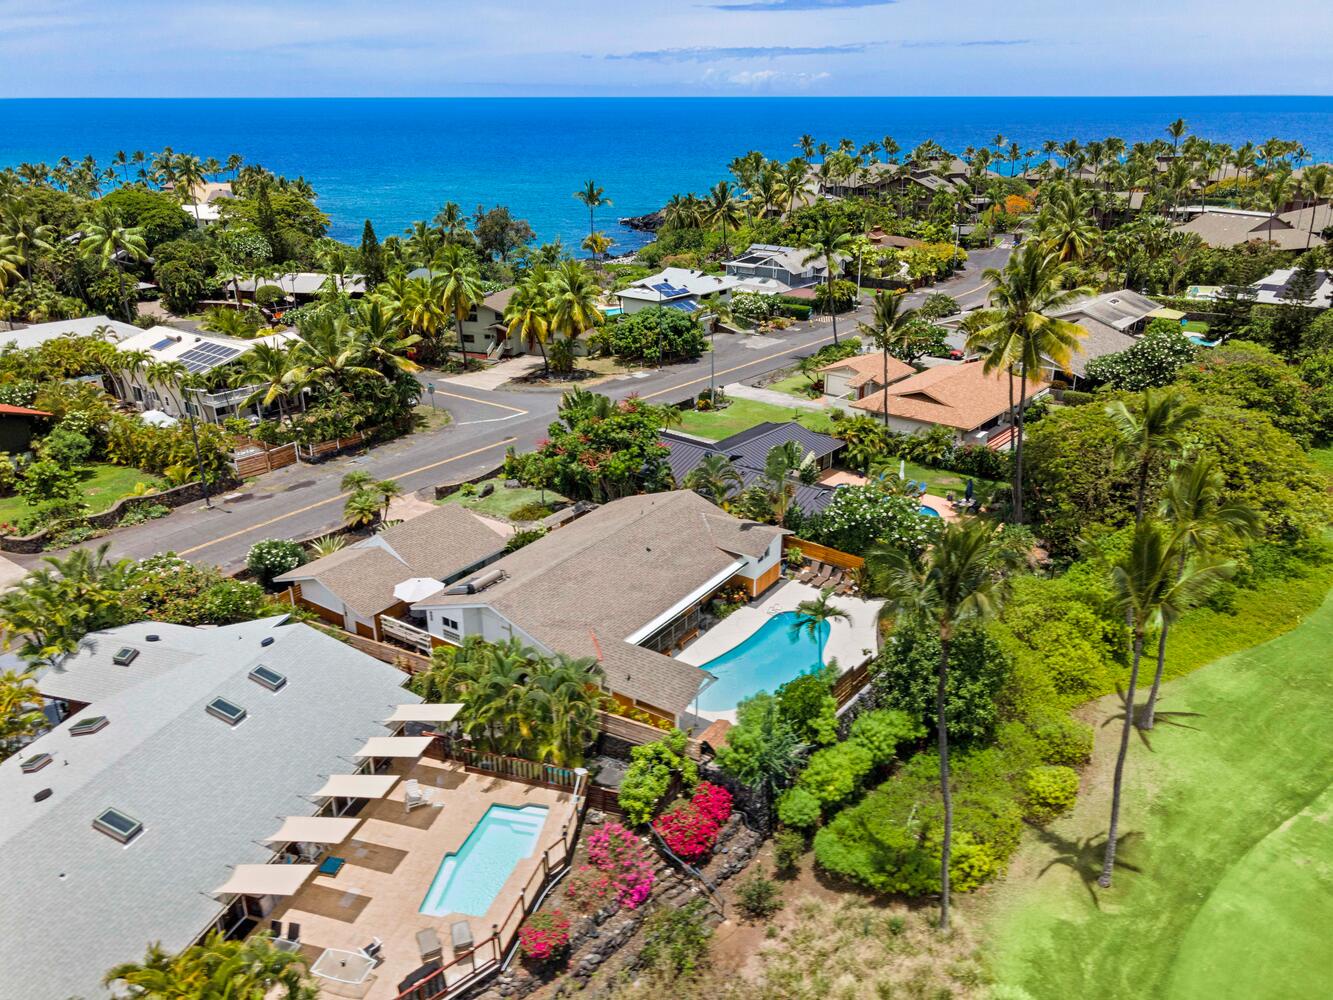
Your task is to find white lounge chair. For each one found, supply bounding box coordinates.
[403,779,435,812]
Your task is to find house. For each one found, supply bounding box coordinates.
[275,504,511,645]
[0,403,52,452]
[852,361,1047,446]
[1277,202,1333,242]
[412,491,788,725]
[1048,289,1178,384]
[661,422,845,516]
[0,314,140,352]
[1249,267,1333,308]
[235,271,367,302]
[455,286,517,357]
[1174,209,1323,250]
[112,326,298,424]
[864,227,925,250]
[614,267,743,316]
[724,244,840,292]
[0,617,419,1000]
[818,352,916,400]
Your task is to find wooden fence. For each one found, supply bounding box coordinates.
[832,660,874,707]
[424,735,581,790]
[597,710,672,747]
[231,441,297,477]
[783,536,864,570]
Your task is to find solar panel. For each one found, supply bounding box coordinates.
[177,343,242,374]
[149,337,175,351]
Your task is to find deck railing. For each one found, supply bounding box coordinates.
[424,735,580,790]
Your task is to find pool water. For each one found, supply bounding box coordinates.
[918,505,941,517]
[419,803,549,917]
[696,611,829,712]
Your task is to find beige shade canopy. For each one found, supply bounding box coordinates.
[353,735,433,758]
[214,863,317,897]
[263,816,361,845]
[384,703,462,724]
[313,774,399,799]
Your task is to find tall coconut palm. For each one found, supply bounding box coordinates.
[703,181,744,256]
[504,265,555,375]
[237,341,295,421]
[1,210,54,280]
[866,519,1016,928]
[964,244,1089,522]
[285,313,383,396]
[1037,185,1099,259]
[682,453,742,506]
[1298,164,1331,248]
[791,586,849,665]
[802,216,855,345]
[145,359,189,415]
[762,440,807,524]
[1105,387,1201,522]
[858,290,918,429]
[1099,519,1233,888]
[1139,458,1258,730]
[354,297,421,375]
[547,260,603,363]
[432,244,485,367]
[172,154,207,221]
[574,180,612,245]
[78,207,149,321]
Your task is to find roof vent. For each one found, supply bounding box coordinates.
[70,715,109,737]
[112,647,139,667]
[260,636,275,647]
[146,634,160,642]
[249,665,286,692]
[206,697,246,726]
[34,788,52,803]
[93,807,143,844]
[21,752,53,774]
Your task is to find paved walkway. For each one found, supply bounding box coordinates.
[439,355,544,390]
[723,381,832,412]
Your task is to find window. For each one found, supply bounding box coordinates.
[112,647,139,667]
[206,697,247,726]
[440,615,460,632]
[94,807,143,845]
[248,664,287,692]
[70,715,109,737]
[20,753,53,774]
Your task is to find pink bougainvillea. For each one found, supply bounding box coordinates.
[582,822,655,910]
[518,909,571,962]
[691,782,734,825]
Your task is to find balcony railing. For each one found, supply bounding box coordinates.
[379,616,435,654]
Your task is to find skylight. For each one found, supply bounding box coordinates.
[248,664,287,692]
[20,753,53,774]
[93,807,143,844]
[206,697,246,726]
[69,715,109,737]
[112,647,139,666]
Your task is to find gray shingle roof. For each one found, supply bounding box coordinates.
[1056,288,1162,332]
[6,618,417,1000]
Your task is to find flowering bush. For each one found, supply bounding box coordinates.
[518,909,571,962]
[245,538,307,584]
[802,486,938,556]
[1084,320,1198,391]
[583,822,655,909]
[564,866,616,913]
[691,782,733,825]
[653,801,720,862]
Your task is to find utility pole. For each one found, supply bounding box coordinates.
[185,387,213,509]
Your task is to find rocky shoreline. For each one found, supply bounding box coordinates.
[617,210,664,233]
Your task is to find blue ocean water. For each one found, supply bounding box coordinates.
[2,97,1331,252]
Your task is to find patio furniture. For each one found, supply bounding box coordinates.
[358,937,384,963]
[811,564,833,587]
[287,922,301,943]
[317,856,346,877]
[415,928,443,963]
[450,919,474,954]
[311,948,376,987]
[827,569,844,590]
[403,778,437,812]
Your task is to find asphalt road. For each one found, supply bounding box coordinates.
[33,248,1008,573]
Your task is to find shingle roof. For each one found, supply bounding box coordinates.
[1058,318,1138,377]
[711,422,844,468]
[1277,203,1333,238]
[819,352,916,389]
[853,361,1046,430]
[1056,288,1162,331]
[274,505,508,617]
[483,286,518,313]
[1175,212,1322,250]
[415,491,785,717]
[7,618,416,1000]
[0,315,141,352]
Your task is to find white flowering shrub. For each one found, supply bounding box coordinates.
[802,486,939,555]
[1084,321,1198,391]
[246,538,307,583]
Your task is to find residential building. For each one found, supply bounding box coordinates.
[1249,267,1333,308]
[852,360,1047,446]
[0,314,140,352]
[723,244,841,292]
[235,271,367,302]
[662,422,846,515]
[818,352,916,400]
[1174,208,1323,250]
[1047,288,1178,384]
[0,617,419,1000]
[413,490,788,724]
[275,504,511,646]
[457,286,517,357]
[864,227,925,250]
[0,403,53,451]
[614,267,743,316]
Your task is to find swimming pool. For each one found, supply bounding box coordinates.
[419,803,549,917]
[696,611,829,712]
[918,504,941,517]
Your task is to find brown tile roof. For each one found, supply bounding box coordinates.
[852,361,1046,431]
[482,287,517,313]
[416,491,785,717]
[274,505,508,618]
[819,352,916,389]
[1175,212,1321,250]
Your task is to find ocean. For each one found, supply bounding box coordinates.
[3,97,1332,252]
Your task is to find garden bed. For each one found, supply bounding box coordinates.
[437,477,570,521]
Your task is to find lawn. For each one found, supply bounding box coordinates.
[987,575,1333,1000]
[0,463,165,525]
[437,476,569,521]
[893,457,999,500]
[765,372,823,400]
[1181,320,1211,334]
[674,398,837,440]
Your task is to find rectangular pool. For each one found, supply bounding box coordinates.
[419,803,549,917]
[695,610,828,713]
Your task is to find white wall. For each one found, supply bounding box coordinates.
[823,370,855,399]
[734,535,782,582]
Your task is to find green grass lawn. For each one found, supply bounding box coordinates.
[437,476,569,521]
[892,458,999,500]
[765,372,823,399]
[674,398,837,440]
[0,463,165,525]
[987,572,1333,1000]
[1182,320,1211,333]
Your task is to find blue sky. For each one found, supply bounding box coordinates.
[2,0,1331,97]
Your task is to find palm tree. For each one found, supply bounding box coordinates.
[802,216,855,345]
[286,313,383,397]
[1105,388,1201,522]
[145,359,189,415]
[866,519,1016,928]
[238,341,295,421]
[527,654,604,766]
[106,931,316,1000]
[306,534,348,558]
[1139,458,1258,730]
[354,297,421,375]
[1299,164,1332,248]
[78,207,149,321]
[547,260,603,365]
[340,470,375,494]
[791,586,849,664]
[432,244,485,367]
[225,153,244,180]
[703,181,744,256]
[172,154,207,221]
[343,489,382,528]
[1,210,54,280]
[964,244,1089,522]
[683,453,742,506]
[858,290,918,429]
[1099,520,1233,888]
[374,479,402,521]
[762,440,807,524]
[1261,167,1293,242]
[504,266,555,375]
[574,180,612,245]
[1037,185,1099,259]
[1165,118,1188,160]
[0,667,44,762]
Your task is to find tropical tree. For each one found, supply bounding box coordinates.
[0,668,44,762]
[430,244,485,366]
[1105,387,1201,522]
[791,587,849,664]
[1037,185,1099,258]
[354,297,421,375]
[374,479,402,521]
[858,290,918,428]
[865,519,1016,928]
[105,931,316,1000]
[581,231,614,264]
[237,342,295,421]
[682,453,742,506]
[343,489,382,528]
[547,260,603,367]
[964,245,1089,522]
[702,181,744,255]
[1298,164,1332,247]
[504,265,555,375]
[573,180,612,245]
[286,313,383,397]
[78,206,149,320]
[1099,519,1232,888]
[803,216,855,345]
[762,440,807,524]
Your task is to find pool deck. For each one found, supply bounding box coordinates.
[676,579,883,722]
[262,757,576,999]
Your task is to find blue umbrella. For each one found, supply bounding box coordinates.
[965,478,975,503]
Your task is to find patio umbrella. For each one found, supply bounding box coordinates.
[139,409,178,428]
[393,577,443,603]
[965,478,974,503]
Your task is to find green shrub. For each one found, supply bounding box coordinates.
[1029,712,1094,767]
[505,526,547,552]
[508,502,552,523]
[245,538,306,584]
[254,284,286,308]
[848,709,925,765]
[18,459,80,504]
[735,873,784,920]
[617,729,699,825]
[118,502,171,526]
[776,670,837,746]
[604,307,707,364]
[638,900,712,980]
[1059,389,1096,406]
[772,828,806,875]
[776,787,821,830]
[39,424,93,466]
[796,742,875,810]
[1024,765,1079,824]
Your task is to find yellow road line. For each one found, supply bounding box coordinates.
[429,388,528,415]
[178,438,516,556]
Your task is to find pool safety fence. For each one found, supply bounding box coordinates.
[782,536,864,570]
[424,736,581,791]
